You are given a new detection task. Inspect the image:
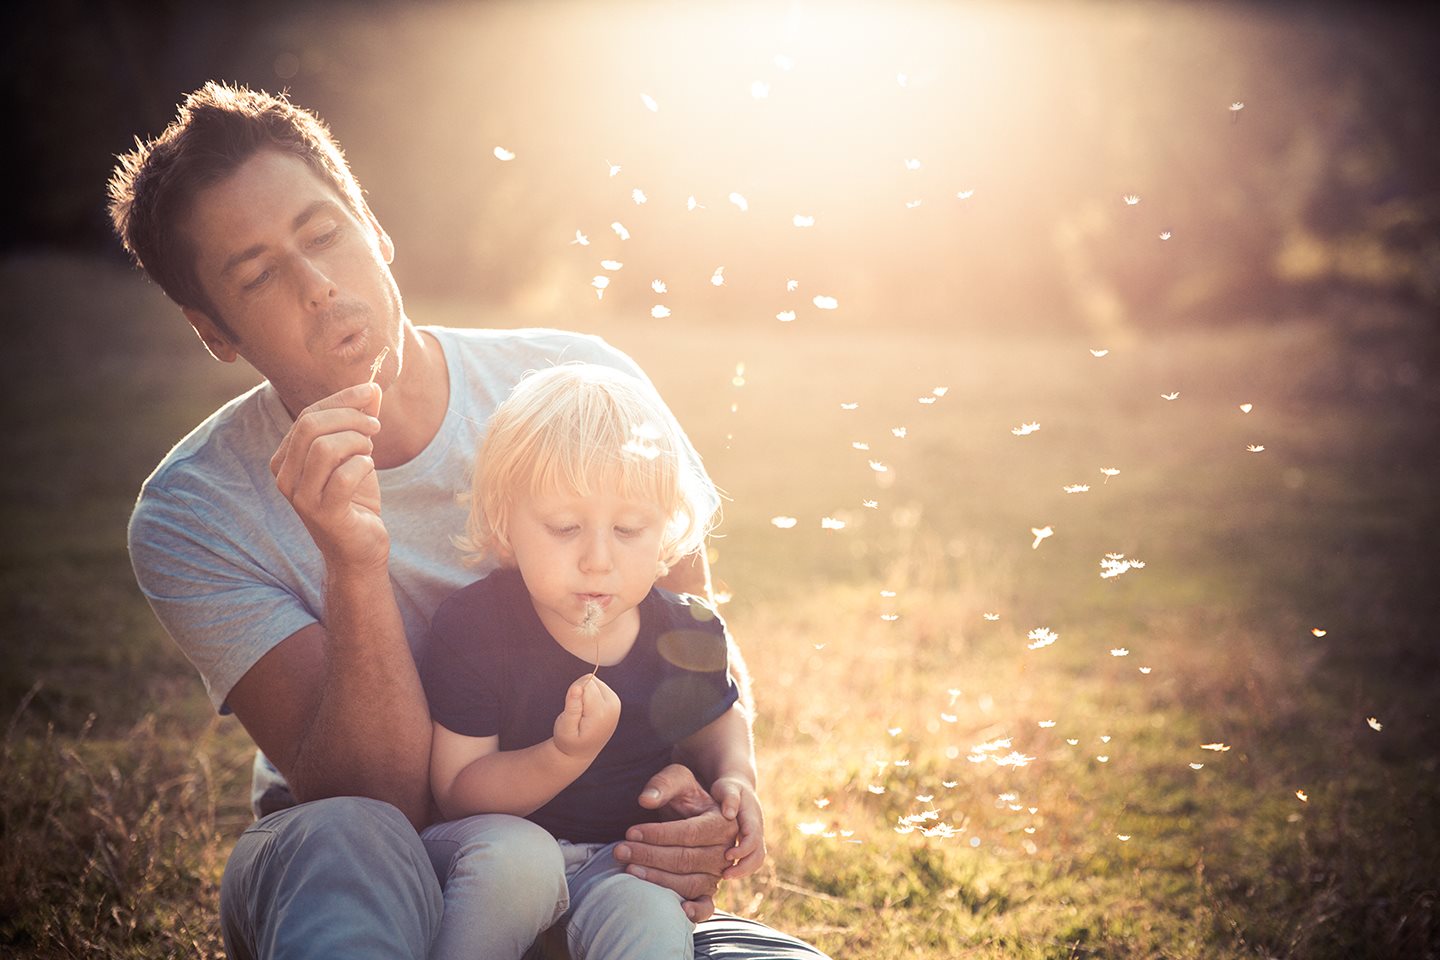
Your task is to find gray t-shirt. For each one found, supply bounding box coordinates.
[128,326,708,812]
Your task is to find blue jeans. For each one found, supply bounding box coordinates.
[556,840,693,960]
[220,798,831,960]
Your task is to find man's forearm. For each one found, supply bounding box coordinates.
[290,563,433,826]
[678,705,757,789]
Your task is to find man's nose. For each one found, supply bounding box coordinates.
[296,255,337,310]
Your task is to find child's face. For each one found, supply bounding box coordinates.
[506,487,667,640]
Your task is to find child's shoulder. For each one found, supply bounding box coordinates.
[432,568,529,632]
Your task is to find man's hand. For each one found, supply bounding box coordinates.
[710,775,766,879]
[270,383,387,569]
[553,674,620,758]
[613,763,739,922]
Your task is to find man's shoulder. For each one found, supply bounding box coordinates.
[133,382,284,518]
[646,587,727,637]
[425,325,644,377]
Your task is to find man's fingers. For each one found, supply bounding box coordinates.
[682,895,716,924]
[285,431,375,508]
[272,409,381,494]
[319,454,377,513]
[621,863,721,901]
[614,833,731,878]
[637,762,704,810]
[625,808,736,850]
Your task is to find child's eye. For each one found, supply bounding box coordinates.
[615,526,644,538]
[546,525,579,537]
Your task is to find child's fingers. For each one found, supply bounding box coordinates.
[722,839,766,879]
[711,779,741,820]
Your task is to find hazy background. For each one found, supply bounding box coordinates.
[5,0,1438,340]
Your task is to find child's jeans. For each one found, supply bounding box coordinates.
[556,839,695,960]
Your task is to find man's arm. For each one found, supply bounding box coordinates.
[228,383,433,828]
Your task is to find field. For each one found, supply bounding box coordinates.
[2,253,1437,958]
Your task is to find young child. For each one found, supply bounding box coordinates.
[420,362,764,960]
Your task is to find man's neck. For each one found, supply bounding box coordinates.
[371,325,449,469]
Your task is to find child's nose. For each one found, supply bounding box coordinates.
[580,532,614,572]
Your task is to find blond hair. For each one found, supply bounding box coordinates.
[460,363,720,573]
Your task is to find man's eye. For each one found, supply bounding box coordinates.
[243,270,270,291]
[311,227,340,247]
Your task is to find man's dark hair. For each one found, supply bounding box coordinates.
[108,82,371,333]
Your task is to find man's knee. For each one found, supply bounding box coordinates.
[223,797,442,960]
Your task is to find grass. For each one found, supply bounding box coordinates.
[2,253,1437,958]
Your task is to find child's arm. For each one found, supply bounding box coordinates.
[675,703,766,878]
[430,674,621,822]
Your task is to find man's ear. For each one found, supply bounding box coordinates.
[182,307,240,363]
[361,203,395,264]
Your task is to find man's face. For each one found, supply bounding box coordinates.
[182,149,404,412]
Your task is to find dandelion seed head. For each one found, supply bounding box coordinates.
[770,516,798,529]
[728,192,749,212]
[611,222,630,240]
[776,310,796,322]
[793,214,815,227]
[493,146,515,161]
[813,295,839,310]
[640,93,659,112]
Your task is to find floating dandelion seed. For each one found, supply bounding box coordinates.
[1239,403,1253,413]
[711,266,725,286]
[1190,762,1205,770]
[880,590,896,598]
[1064,484,1091,494]
[793,214,815,228]
[687,196,700,211]
[1110,648,1130,657]
[904,199,923,209]
[1091,348,1110,357]
[896,72,909,87]
[1231,101,1245,112]
[1139,666,1152,674]
[1159,231,1172,240]
[905,158,922,170]
[813,295,839,310]
[1296,790,1308,802]
[1097,756,1110,763]
[1100,735,1112,743]
[1247,444,1265,453]
[1067,739,1080,746]
[640,93,659,112]
[611,222,630,241]
[867,784,887,795]
[862,499,878,508]
[1311,628,1327,637]
[1038,720,1057,728]
[840,402,859,410]
[940,712,957,722]
[1030,526,1054,549]
[1117,834,1131,841]
[932,386,949,397]
[571,230,589,246]
[943,780,958,788]
[787,279,799,292]
[728,192,749,212]
[770,516,798,529]
[601,260,623,271]
[775,54,794,71]
[632,188,647,205]
[605,160,622,177]
[1161,392,1180,401]
[493,146,515,161]
[881,614,900,622]
[1201,743,1232,752]
[1012,421,1041,436]
[917,396,937,405]
[994,752,1036,767]
[892,427,908,438]
[797,821,827,836]
[888,727,903,736]
[651,305,671,319]
[851,441,870,451]
[751,80,770,99]
[1100,554,1145,579]
[1367,717,1383,732]
[815,798,831,808]
[591,276,610,299]
[916,794,934,803]
[652,279,667,293]
[1100,467,1121,482]
[1027,627,1058,650]
[956,189,975,199]
[777,310,796,322]
[983,613,1001,621]
[1123,194,1141,205]
[821,517,847,530]
[868,460,888,472]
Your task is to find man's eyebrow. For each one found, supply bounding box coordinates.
[219,200,340,278]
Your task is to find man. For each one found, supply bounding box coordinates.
[110,82,827,960]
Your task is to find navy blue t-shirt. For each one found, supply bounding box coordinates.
[422,568,739,843]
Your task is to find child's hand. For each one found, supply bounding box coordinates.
[553,674,621,758]
[709,776,766,879]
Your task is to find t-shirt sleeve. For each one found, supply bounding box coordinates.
[129,485,319,714]
[420,590,503,738]
[650,595,741,743]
